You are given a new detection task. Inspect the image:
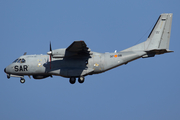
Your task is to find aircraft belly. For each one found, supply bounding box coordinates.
[48,68,94,78]
[120,51,145,64]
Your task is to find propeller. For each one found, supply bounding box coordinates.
[50,42,52,52]
[47,42,52,69]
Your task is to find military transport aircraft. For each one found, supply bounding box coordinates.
[4,13,173,84]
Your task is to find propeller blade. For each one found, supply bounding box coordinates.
[49,55,51,69]
[47,42,52,55]
[50,41,52,51]
[49,42,52,69]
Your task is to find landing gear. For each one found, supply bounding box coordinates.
[69,77,85,84]
[20,78,25,84]
[78,76,85,83]
[7,74,10,79]
[69,77,76,84]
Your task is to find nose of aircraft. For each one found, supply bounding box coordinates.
[4,68,6,73]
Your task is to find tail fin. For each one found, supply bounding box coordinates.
[146,13,173,50]
[122,13,173,55]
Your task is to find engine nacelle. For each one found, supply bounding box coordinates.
[47,48,76,58]
[33,75,50,79]
[47,48,92,58]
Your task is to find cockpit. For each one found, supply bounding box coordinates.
[13,58,26,63]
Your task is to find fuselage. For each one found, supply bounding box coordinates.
[4,51,145,78]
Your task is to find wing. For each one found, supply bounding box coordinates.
[66,41,91,55]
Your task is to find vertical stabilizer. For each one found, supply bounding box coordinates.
[122,13,173,54]
[146,13,173,50]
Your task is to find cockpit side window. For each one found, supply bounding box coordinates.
[21,58,26,63]
[13,59,19,63]
[13,58,26,63]
[17,59,21,63]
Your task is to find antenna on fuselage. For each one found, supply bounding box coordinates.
[23,52,27,55]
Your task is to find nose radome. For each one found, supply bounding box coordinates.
[4,68,6,73]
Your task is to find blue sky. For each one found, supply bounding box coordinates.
[0,0,180,120]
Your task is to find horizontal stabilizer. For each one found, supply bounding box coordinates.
[145,49,173,54]
[142,49,173,58]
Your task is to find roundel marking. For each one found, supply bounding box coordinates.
[114,55,118,58]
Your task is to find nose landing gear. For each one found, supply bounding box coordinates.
[7,74,10,79]
[20,78,25,84]
[5,74,25,84]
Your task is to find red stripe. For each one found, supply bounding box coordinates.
[49,55,51,69]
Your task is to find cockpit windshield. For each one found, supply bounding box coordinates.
[13,59,19,63]
[13,58,26,63]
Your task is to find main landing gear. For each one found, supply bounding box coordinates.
[69,77,76,84]
[78,76,85,83]
[69,76,85,84]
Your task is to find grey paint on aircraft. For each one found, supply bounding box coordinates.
[4,13,173,84]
